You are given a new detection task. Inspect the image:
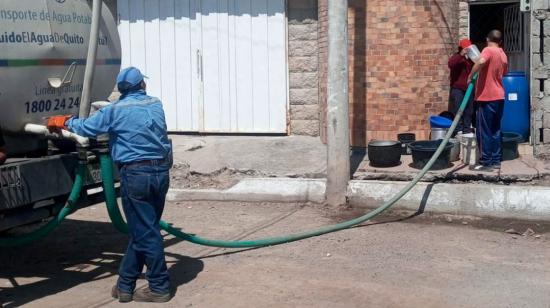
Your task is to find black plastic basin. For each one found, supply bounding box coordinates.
[409,140,453,170]
[502,132,522,161]
[368,140,402,167]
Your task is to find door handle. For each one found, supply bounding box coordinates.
[196,50,203,81]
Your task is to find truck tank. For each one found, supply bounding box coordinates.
[0,0,121,135]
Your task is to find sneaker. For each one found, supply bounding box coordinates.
[133,287,172,303]
[111,285,133,303]
[493,163,502,170]
[471,164,493,172]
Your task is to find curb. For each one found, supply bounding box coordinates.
[348,180,550,221]
[168,178,550,221]
[168,178,326,203]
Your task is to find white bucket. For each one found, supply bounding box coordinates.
[449,138,461,162]
[458,133,479,165]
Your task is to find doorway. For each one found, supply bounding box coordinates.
[469,1,530,72]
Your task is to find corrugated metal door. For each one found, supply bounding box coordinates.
[117,0,288,133]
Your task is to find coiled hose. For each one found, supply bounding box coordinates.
[0,80,475,248]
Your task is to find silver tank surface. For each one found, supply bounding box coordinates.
[0,0,121,134]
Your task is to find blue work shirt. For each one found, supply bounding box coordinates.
[67,90,172,164]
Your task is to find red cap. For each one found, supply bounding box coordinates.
[459,39,472,49]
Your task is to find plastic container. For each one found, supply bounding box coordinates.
[397,133,415,155]
[430,115,453,129]
[409,140,453,170]
[449,138,461,162]
[502,132,523,161]
[459,133,478,165]
[502,72,530,141]
[368,140,402,167]
[465,45,481,63]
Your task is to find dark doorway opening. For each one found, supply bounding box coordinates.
[469,1,529,72]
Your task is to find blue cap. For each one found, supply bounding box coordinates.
[117,67,148,92]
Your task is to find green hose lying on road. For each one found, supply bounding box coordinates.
[1,79,475,248]
[104,80,476,248]
[0,164,86,247]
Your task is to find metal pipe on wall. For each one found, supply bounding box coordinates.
[79,0,103,120]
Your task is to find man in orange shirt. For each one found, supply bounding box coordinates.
[467,30,508,171]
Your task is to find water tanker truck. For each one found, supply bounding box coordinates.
[0,0,121,231]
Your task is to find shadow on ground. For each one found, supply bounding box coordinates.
[0,219,204,308]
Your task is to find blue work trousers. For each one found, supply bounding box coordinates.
[476,100,504,166]
[117,161,171,294]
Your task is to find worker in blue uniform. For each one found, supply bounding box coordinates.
[47,67,173,303]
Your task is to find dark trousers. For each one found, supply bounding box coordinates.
[117,161,171,294]
[476,100,504,166]
[449,87,474,133]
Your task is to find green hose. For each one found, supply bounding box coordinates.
[0,79,475,248]
[99,154,129,234]
[0,164,86,247]
[103,81,476,248]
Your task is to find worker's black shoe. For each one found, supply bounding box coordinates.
[133,287,172,303]
[111,285,133,303]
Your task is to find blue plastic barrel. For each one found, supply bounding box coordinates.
[502,71,530,141]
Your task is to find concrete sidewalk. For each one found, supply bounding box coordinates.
[355,151,550,182]
[169,135,550,186]
[167,135,550,221]
[171,135,326,177]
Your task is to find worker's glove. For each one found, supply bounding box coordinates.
[47,115,73,133]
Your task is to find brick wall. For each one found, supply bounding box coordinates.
[288,0,321,136]
[319,0,460,146]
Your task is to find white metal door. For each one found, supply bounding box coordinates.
[118,0,202,131]
[117,0,288,133]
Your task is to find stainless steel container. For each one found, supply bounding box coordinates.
[430,128,448,140]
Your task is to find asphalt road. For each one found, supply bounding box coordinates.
[1,201,549,308]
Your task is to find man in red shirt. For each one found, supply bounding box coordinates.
[448,39,474,134]
[467,30,508,171]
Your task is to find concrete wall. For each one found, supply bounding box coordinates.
[288,0,321,136]
[532,1,550,157]
[459,1,469,39]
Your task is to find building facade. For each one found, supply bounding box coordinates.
[116,0,550,157]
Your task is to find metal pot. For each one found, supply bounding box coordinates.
[368,140,402,167]
[430,128,448,140]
